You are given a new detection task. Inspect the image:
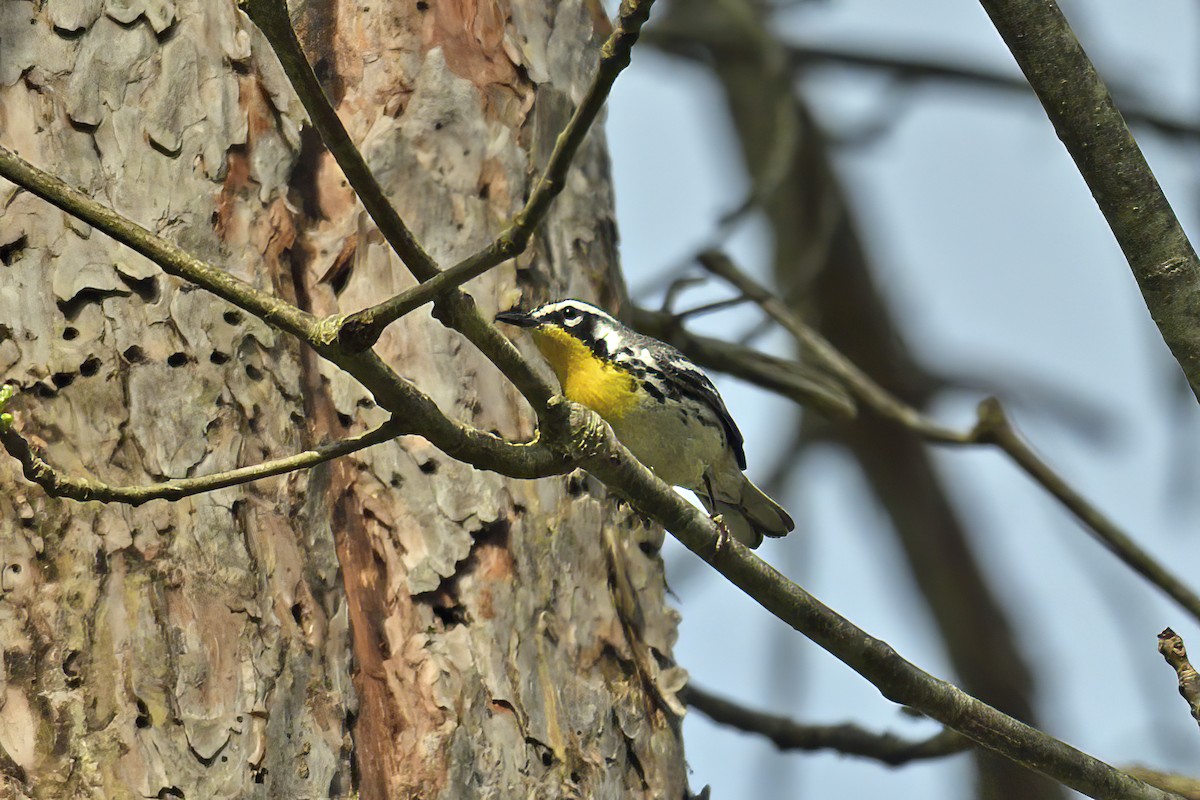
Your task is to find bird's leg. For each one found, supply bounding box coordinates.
[703,474,734,557]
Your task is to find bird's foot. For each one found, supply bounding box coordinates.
[711,514,733,557]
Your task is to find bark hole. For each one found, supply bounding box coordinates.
[62,651,82,688]
[135,698,151,729]
[0,235,25,266]
[57,288,122,320]
[123,345,147,363]
[120,273,160,304]
[79,357,101,377]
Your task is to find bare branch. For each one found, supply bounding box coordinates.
[977,0,1200,403]
[785,44,1200,142]
[699,249,1200,628]
[239,0,554,410]
[0,415,403,506]
[558,400,1177,800]
[333,0,659,352]
[698,250,969,443]
[975,405,1200,626]
[0,145,317,342]
[684,683,971,766]
[239,0,437,282]
[0,150,567,490]
[1157,628,1200,730]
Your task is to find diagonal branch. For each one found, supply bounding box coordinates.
[974,404,1200,626]
[684,683,971,766]
[699,249,1200,628]
[331,0,658,352]
[556,402,1177,800]
[239,0,552,409]
[0,149,568,489]
[241,0,659,409]
[239,0,437,281]
[0,145,317,342]
[0,415,404,506]
[977,0,1200,403]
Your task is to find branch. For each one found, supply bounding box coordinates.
[1157,628,1200,730]
[333,0,658,352]
[240,0,662,410]
[785,43,1200,142]
[0,150,568,489]
[975,404,1200,626]
[631,306,856,419]
[556,401,1178,800]
[0,413,404,506]
[699,249,1200,628]
[683,683,971,766]
[238,0,438,282]
[977,0,1200,403]
[0,145,317,342]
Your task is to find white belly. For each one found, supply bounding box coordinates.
[607,399,729,489]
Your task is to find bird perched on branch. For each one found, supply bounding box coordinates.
[496,299,793,548]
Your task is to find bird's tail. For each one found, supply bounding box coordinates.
[697,472,794,549]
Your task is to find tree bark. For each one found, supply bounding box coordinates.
[0,0,687,797]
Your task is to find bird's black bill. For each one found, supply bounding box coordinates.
[495,310,538,328]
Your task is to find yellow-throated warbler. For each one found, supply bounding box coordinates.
[496,299,794,547]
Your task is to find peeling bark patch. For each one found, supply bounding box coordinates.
[422,0,533,122]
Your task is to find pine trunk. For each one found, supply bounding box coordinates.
[0,0,687,797]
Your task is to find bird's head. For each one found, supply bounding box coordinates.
[495,299,629,385]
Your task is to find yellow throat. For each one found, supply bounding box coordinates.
[532,327,639,420]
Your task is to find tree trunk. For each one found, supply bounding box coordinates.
[0,0,687,797]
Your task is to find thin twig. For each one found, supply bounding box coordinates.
[977,0,1200,403]
[698,249,1200,628]
[698,250,968,442]
[0,417,403,506]
[333,0,658,351]
[0,145,317,342]
[684,683,971,766]
[1157,628,1200,730]
[673,295,753,321]
[785,43,1200,142]
[631,306,855,419]
[975,404,1200,626]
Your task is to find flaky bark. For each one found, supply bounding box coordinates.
[0,0,685,797]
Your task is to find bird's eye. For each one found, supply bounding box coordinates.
[561,307,578,321]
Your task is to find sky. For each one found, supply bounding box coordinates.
[607,1,1200,797]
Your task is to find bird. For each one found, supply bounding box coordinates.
[496,298,794,548]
